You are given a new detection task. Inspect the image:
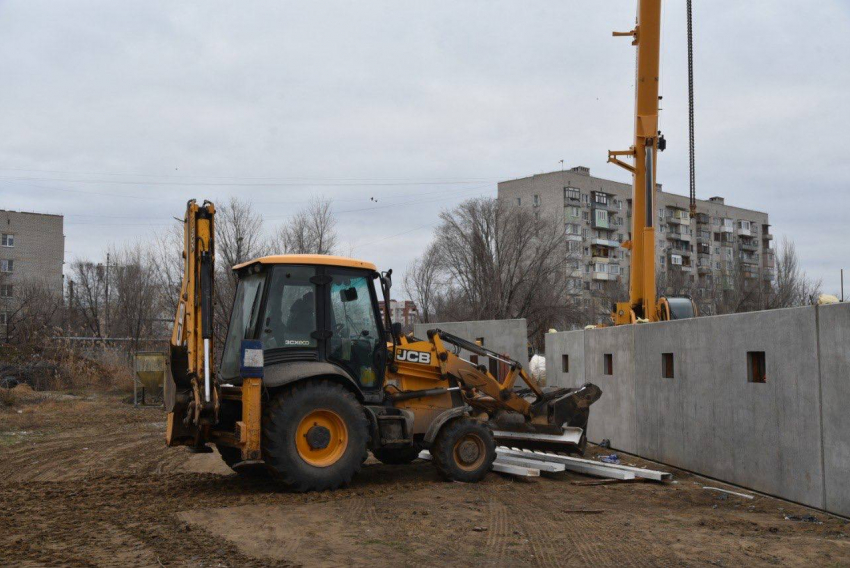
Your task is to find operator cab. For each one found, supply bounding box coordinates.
[219,255,389,395]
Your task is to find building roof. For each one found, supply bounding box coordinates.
[232,254,378,272]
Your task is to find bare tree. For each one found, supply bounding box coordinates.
[68,259,107,337]
[2,278,63,346]
[107,244,162,348]
[403,243,440,324]
[274,196,338,255]
[213,198,269,357]
[764,237,821,309]
[415,197,583,348]
[151,223,184,320]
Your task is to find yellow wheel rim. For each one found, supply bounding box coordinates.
[453,433,486,472]
[296,409,348,467]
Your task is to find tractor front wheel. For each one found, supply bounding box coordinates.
[431,418,495,483]
[262,380,368,492]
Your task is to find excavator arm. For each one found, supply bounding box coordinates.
[165,199,219,447]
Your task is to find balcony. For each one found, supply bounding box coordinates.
[739,255,759,266]
[696,213,710,225]
[737,227,752,237]
[764,253,776,268]
[697,265,711,275]
[592,238,619,248]
[592,200,618,213]
[666,231,692,242]
[592,271,612,281]
[764,269,775,281]
[720,225,734,233]
[591,216,612,230]
[740,240,759,252]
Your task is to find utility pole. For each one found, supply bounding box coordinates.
[104,252,110,339]
[842,268,845,302]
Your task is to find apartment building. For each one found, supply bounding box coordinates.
[0,209,65,331]
[378,299,419,330]
[498,167,773,320]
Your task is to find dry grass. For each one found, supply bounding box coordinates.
[0,387,18,408]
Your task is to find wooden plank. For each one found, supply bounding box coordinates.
[497,448,671,482]
[497,448,635,480]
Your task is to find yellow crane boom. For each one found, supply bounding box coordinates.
[609,0,696,324]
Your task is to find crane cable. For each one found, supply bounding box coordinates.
[687,0,697,218]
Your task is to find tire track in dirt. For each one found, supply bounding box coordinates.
[485,496,510,564]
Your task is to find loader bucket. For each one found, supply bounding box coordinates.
[488,383,602,455]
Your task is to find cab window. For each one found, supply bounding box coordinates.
[260,266,317,350]
[220,272,266,381]
[327,270,382,388]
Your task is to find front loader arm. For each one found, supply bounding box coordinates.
[426,329,601,435]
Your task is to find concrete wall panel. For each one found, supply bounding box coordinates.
[545,305,831,512]
[544,331,585,389]
[818,302,850,517]
[582,326,637,454]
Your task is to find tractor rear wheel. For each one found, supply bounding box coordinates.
[431,418,495,483]
[262,380,368,492]
[372,445,421,465]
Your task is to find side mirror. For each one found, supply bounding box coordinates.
[340,287,358,302]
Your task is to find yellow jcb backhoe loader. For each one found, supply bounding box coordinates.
[166,200,601,492]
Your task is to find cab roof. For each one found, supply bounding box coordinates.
[232,254,378,272]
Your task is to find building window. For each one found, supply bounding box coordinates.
[0,259,13,273]
[562,355,569,373]
[475,337,485,347]
[565,187,580,201]
[593,192,608,205]
[747,351,766,383]
[566,223,581,235]
[0,312,6,325]
[582,211,589,221]
[662,353,675,379]
[582,194,589,204]
[516,197,521,206]
[603,353,613,376]
[533,194,540,207]
[0,284,12,298]
[567,206,580,218]
[1,234,13,247]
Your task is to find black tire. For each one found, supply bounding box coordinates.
[372,445,421,465]
[262,380,368,492]
[431,418,496,483]
[216,444,269,478]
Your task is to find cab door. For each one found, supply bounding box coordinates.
[325,268,386,393]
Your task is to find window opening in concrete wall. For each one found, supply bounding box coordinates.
[469,355,478,365]
[475,337,484,347]
[562,354,569,373]
[603,353,613,375]
[489,357,498,378]
[662,353,675,379]
[747,351,766,383]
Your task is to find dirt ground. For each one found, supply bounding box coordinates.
[1,390,848,567]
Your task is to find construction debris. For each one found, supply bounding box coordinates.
[703,486,755,500]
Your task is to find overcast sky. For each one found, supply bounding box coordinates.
[0,1,848,295]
